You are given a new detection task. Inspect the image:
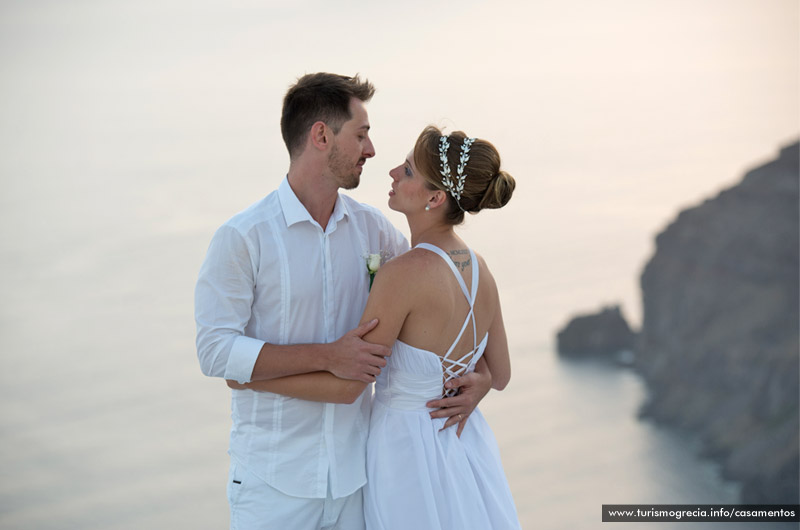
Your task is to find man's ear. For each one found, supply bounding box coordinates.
[309,121,331,151]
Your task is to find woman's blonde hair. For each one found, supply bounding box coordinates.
[414,126,515,225]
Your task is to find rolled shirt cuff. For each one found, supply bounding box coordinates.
[224,335,265,383]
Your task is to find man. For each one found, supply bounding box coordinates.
[195,73,490,529]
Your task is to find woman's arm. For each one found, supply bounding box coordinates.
[226,260,413,403]
[484,301,511,390]
[226,372,366,403]
[476,258,511,390]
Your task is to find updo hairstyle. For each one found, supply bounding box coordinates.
[413,126,515,225]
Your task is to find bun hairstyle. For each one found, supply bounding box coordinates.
[413,126,515,225]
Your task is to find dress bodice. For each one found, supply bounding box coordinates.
[374,337,488,410]
[374,242,488,410]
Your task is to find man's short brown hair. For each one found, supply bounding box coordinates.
[281,73,375,159]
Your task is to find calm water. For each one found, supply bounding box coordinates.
[0,182,791,528]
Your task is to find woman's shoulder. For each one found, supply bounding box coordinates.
[368,248,442,310]
[378,247,442,279]
[379,245,498,289]
[473,250,500,296]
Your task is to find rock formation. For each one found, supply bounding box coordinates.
[556,305,636,360]
[637,141,799,503]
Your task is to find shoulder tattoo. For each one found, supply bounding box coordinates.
[448,249,471,272]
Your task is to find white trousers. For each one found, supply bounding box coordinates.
[227,460,365,530]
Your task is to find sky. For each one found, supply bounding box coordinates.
[2,1,797,344]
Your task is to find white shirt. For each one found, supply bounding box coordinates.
[195,177,408,499]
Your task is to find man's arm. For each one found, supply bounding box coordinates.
[426,357,493,437]
[195,224,389,384]
[245,217,411,385]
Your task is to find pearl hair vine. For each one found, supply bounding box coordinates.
[438,135,477,211]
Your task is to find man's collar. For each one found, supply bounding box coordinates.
[278,176,350,229]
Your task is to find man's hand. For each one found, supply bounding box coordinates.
[426,367,492,437]
[325,319,390,383]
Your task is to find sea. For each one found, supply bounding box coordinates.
[1,166,797,529]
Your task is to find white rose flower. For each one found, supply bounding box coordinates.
[365,253,384,290]
[367,253,382,274]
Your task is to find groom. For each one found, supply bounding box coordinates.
[195,72,491,529]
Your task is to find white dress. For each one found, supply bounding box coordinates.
[364,243,521,530]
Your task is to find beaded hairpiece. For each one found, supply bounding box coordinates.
[438,135,476,211]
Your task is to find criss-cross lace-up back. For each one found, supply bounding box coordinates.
[416,243,480,397]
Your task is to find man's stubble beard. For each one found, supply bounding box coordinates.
[328,143,360,190]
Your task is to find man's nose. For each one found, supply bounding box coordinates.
[363,138,375,158]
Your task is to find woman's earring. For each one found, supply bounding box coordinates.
[425,204,431,211]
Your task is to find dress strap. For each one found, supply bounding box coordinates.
[415,243,472,303]
[415,243,481,397]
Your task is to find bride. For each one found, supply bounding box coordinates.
[231,125,520,529]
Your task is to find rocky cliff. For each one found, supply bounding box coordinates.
[637,141,799,503]
[556,305,636,359]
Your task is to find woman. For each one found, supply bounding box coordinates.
[231,126,520,529]
[361,126,520,529]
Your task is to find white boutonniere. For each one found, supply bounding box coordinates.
[365,250,396,291]
[366,253,382,290]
